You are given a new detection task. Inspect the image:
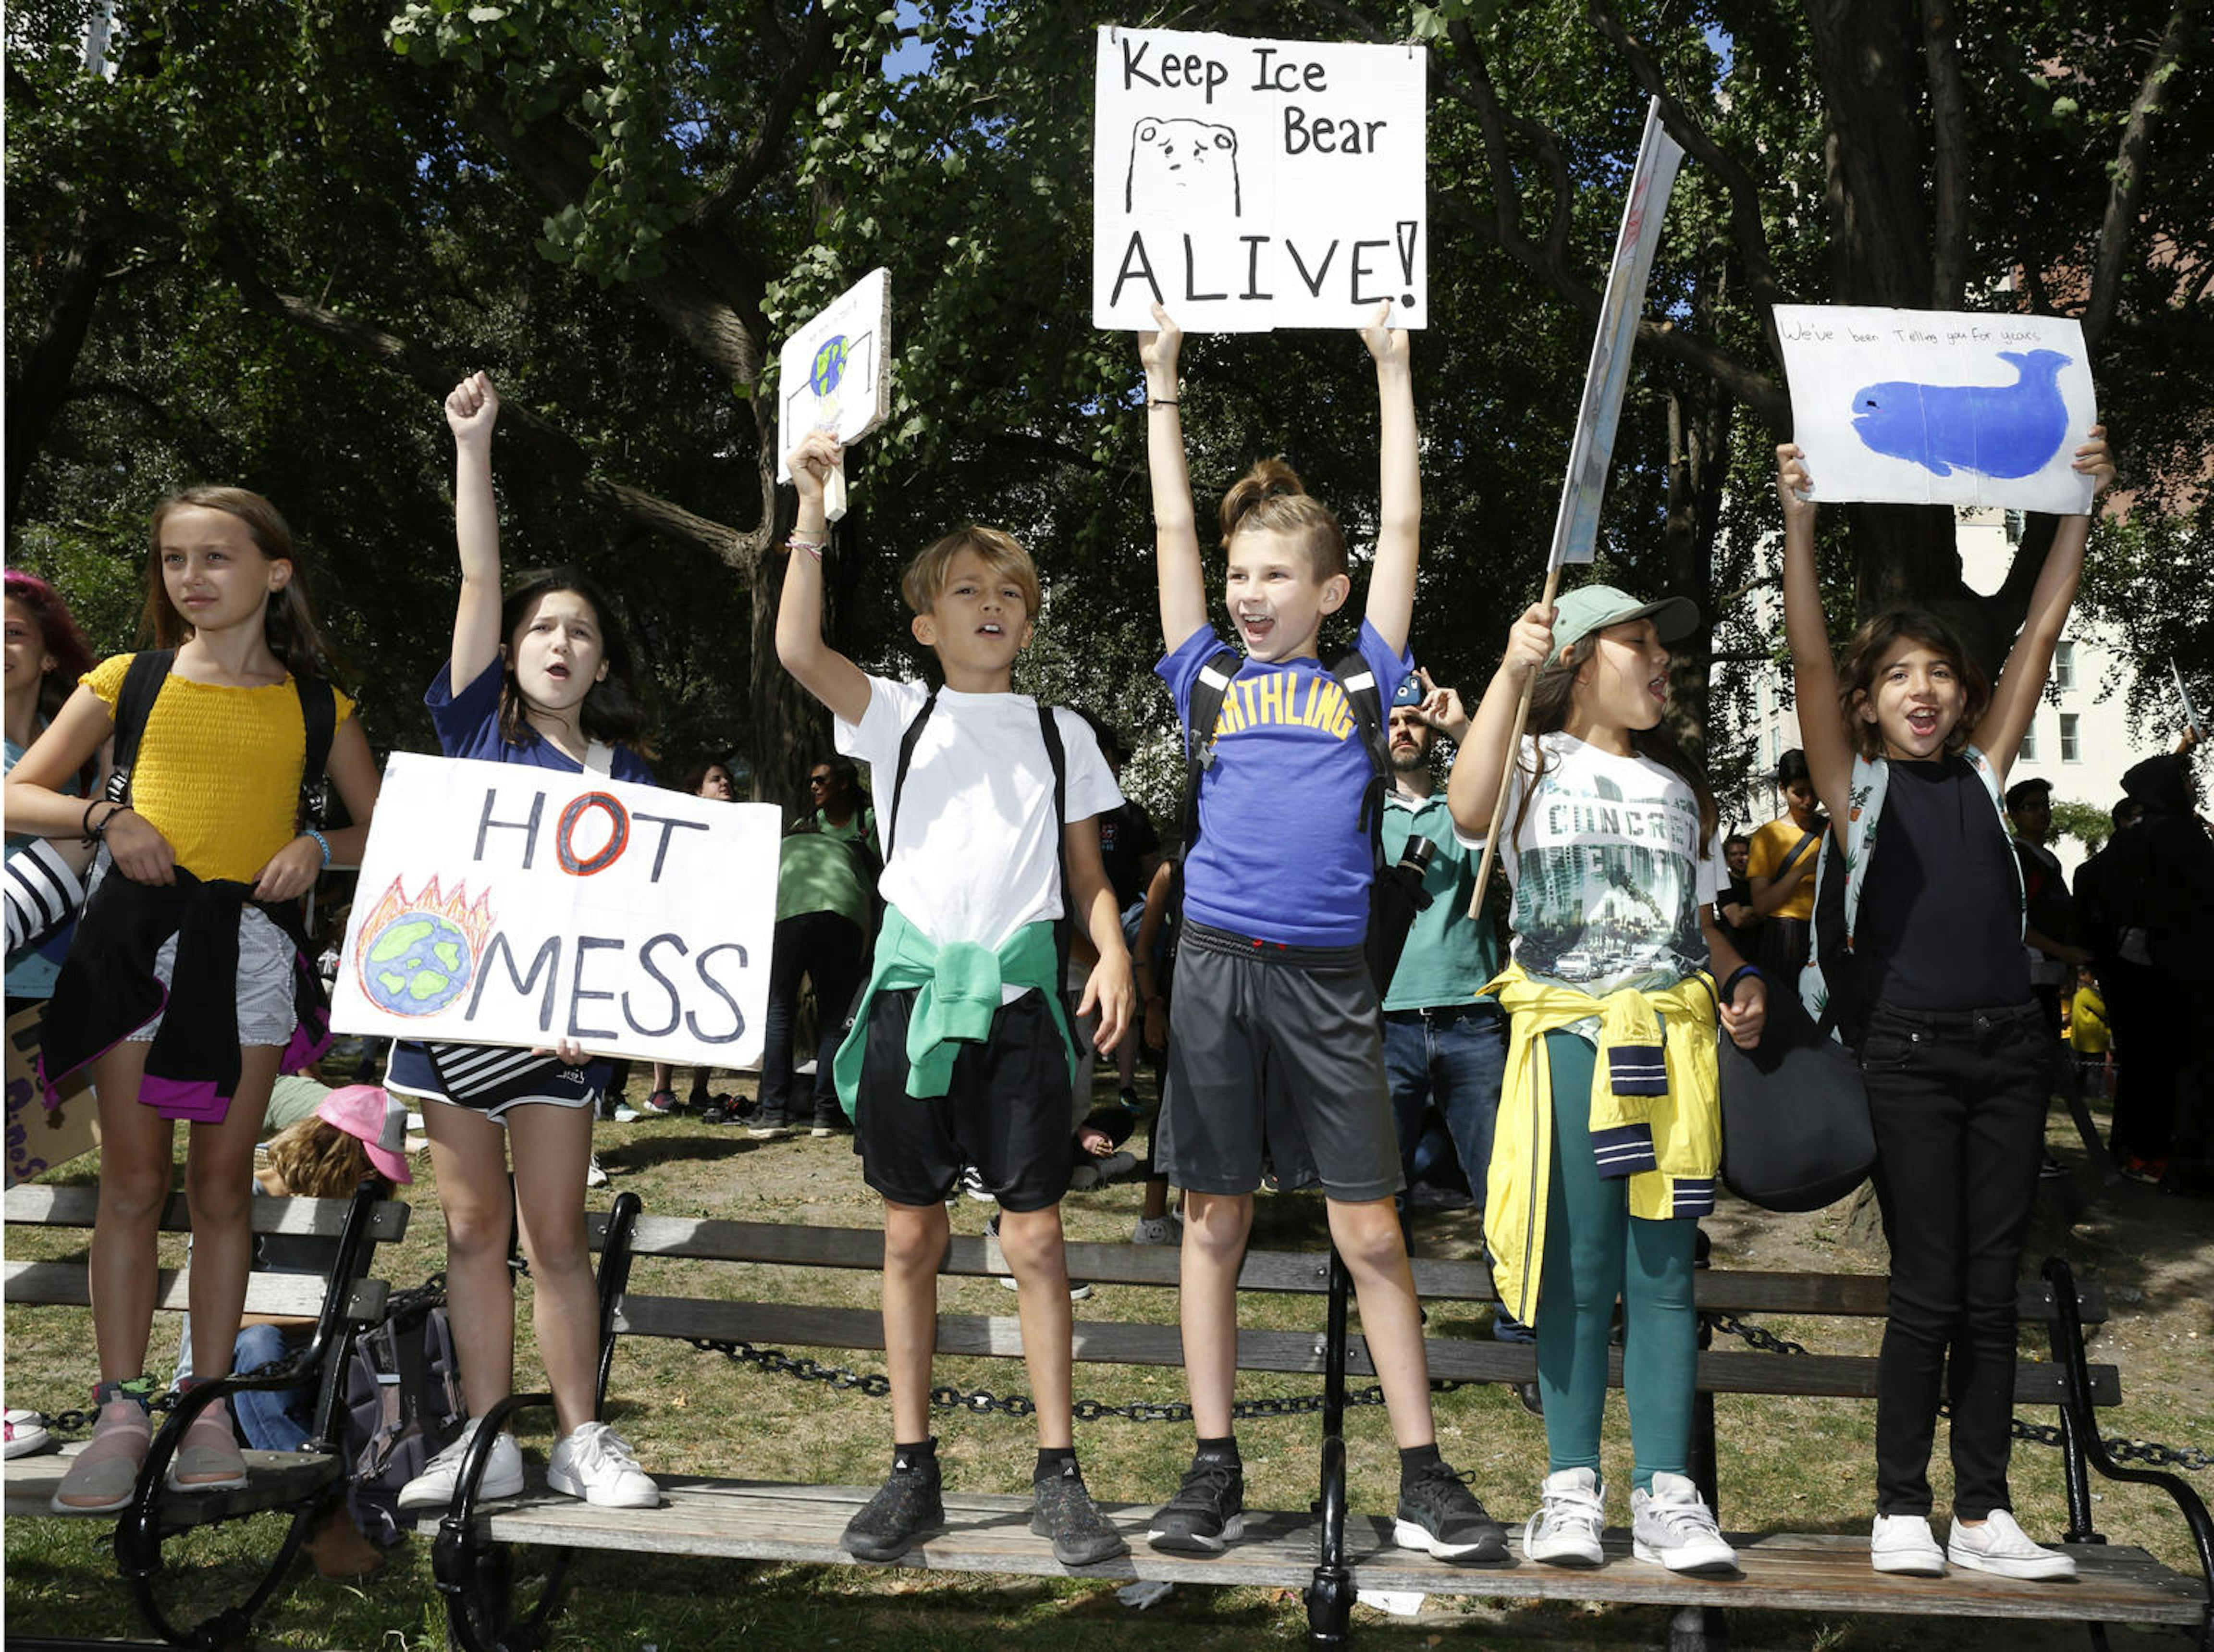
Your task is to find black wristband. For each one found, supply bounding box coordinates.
[1721,963,1765,1002]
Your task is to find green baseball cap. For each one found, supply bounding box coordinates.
[1551,583,1699,659]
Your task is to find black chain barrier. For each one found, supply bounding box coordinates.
[1710,1311,2213,1472]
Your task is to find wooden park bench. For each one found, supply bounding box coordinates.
[3,1178,408,1652]
[423,1191,2211,1652]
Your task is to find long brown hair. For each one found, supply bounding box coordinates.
[1511,636,1721,849]
[142,488,349,686]
[1835,607,1989,761]
[264,1117,389,1200]
[1218,458,1347,580]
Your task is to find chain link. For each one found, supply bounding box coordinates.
[1708,1312,2211,1471]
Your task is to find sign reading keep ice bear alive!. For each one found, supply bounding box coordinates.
[1092,27,1427,332]
[331,754,779,1068]
[1776,306,2098,513]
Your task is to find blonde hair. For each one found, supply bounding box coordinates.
[899,526,1041,617]
[1218,457,1347,581]
[264,1116,380,1200]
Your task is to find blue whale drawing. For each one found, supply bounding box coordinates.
[1849,348,2071,480]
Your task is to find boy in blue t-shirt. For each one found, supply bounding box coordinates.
[1136,304,1507,1563]
[777,429,1136,1569]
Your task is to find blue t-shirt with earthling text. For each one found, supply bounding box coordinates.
[1158,618,1410,949]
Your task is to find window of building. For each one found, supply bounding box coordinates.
[2054,640,2076,692]
[2021,720,2039,762]
[2060,713,2080,763]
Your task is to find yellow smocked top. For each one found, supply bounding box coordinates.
[84,653,357,885]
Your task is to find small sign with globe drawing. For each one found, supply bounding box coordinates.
[775,266,892,521]
[332,754,780,1068]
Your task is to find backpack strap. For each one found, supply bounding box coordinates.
[103,650,178,809]
[1329,651,1393,871]
[1036,705,1071,989]
[879,689,941,866]
[1175,647,1242,855]
[294,674,338,829]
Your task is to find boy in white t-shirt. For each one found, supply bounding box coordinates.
[776,430,1136,1569]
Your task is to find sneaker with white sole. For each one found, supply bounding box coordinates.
[1147,1451,1244,1553]
[1630,1472,1736,1574]
[397,1419,525,1510]
[1523,1467,1606,1567]
[1132,1213,1182,1246]
[4,1409,52,1459]
[546,1420,659,1508]
[1870,1512,1947,1576]
[585,1155,610,1188]
[1946,1509,2076,1580]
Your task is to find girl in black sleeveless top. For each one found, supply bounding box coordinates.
[1775,429,2113,1584]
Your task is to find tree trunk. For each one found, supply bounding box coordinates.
[1663,373,1736,763]
[5,209,111,533]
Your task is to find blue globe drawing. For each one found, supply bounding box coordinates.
[810,334,849,398]
[362,912,474,1016]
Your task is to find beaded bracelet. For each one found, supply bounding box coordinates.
[305,826,332,870]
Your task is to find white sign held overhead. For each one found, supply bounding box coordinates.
[1776,306,2099,514]
[775,266,893,520]
[1092,27,1427,332]
[331,754,780,1069]
[2175,660,2204,742]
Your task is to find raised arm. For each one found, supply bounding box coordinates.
[773,431,872,727]
[1140,305,1208,653]
[1775,445,1854,826]
[1447,604,1553,838]
[445,374,507,690]
[1360,302,1418,657]
[1974,428,2115,780]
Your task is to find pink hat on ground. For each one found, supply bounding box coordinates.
[315,1085,414,1185]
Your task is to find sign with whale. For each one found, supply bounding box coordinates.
[330,754,780,1068]
[1775,306,2098,513]
[1092,26,1427,332]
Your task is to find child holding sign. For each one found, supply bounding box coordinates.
[388,373,660,1514]
[1776,429,2113,1580]
[777,430,1135,1568]
[1137,302,1507,1563]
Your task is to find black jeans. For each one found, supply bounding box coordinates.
[1860,1000,2047,1519]
[757,909,868,1125]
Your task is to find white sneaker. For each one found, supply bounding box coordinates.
[585,1154,610,1188]
[1870,1512,1947,1575]
[1132,1213,1183,1246]
[397,1419,525,1510]
[3,1409,52,1459]
[546,1421,659,1509]
[1630,1472,1736,1574]
[1946,1509,2076,1580]
[959,1165,996,1203]
[1523,1467,1605,1567]
[611,1103,641,1123]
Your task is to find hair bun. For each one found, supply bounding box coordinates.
[1219,456,1309,542]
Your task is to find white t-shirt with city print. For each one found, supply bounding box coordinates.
[1459,732,1718,997]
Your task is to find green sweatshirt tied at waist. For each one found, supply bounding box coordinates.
[833,903,1077,1108]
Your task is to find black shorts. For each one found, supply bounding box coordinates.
[853,986,1075,1212]
[1154,922,1402,1203]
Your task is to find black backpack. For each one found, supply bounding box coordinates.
[337,1280,466,1541]
[1168,646,1423,994]
[107,648,337,838]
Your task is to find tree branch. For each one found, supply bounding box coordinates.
[695,1,835,229]
[1920,0,1969,308]
[2083,0,2194,349]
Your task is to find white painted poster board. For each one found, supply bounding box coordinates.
[1092,27,1427,331]
[330,754,779,1068]
[775,266,892,483]
[1777,306,2098,513]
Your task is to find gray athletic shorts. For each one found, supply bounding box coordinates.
[1154,921,1402,1202]
[127,905,297,1048]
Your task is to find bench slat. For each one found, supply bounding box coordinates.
[2,1259,387,1324]
[611,1295,2117,1406]
[590,1215,2102,1324]
[469,1479,2204,1624]
[5,1183,409,1243]
[4,1442,339,1524]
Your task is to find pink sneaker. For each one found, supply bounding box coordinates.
[52,1383,153,1514]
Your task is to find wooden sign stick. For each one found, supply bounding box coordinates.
[1467,563,1562,921]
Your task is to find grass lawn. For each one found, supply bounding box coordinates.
[6,1064,2210,1650]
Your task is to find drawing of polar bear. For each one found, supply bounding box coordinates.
[1126,117,1242,218]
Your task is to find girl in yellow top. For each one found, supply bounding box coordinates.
[5,488,380,1514]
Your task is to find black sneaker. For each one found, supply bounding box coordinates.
[1394,1460,1510,1563]
[841,1448,944,1562]
[1146,1452,1244,1553]
[1029,1460,1129,1566]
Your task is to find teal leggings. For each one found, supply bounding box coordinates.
[1535,1031,1699,1493]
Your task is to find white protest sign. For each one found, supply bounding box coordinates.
[331,754,779,1068]
[1092,27,1427,332]
[2176,660,2204,741]
[775,266,892,519]
[1548,97,1683,571]
[1777,306,2098,513]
